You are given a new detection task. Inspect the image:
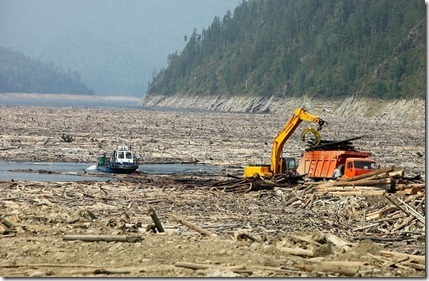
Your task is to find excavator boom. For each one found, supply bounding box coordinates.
[244,107,325,178]
[270,108,325,174]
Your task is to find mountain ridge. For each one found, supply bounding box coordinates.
[144,0,425,103]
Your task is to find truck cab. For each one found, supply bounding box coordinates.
[296,150,377,180]
[343,158,377,178]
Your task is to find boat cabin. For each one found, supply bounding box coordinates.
[114,149,135,164]
[109,146,136,164]
[97,145,139,174]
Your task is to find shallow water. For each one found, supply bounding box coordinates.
[0,161,219,182]
[0,161,111,182]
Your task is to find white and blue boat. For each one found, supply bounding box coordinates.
[97,146,139,174]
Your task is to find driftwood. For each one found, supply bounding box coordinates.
[277,246,314,257]
[325,233,353,250]
[170,214,216,237]
[174,262,252,275]
[0,263,100,269]
[234,230,261,243]
[147,206,164,233]
[63,235,143,243]
[288,234,322,246]
[379,250,425,264]
[86,209,98,220]
[396,198,425,225]
[301,261,365,276]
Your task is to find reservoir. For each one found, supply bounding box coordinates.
[0,161,220,182]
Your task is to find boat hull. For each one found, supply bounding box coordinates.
[97,164,138,174]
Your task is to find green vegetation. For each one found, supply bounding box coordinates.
[147,0,425,100]
[0,47,94,95]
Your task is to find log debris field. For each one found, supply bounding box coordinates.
[0,104,425,277]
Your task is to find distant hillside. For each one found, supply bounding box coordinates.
[146,0,425,100]
[0,0,240,97]
[0,47,94,95]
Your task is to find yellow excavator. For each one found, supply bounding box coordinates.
[244,107,326,178]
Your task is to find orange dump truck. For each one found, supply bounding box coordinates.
[296,150,377,180]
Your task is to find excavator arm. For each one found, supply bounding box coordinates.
[244,107,325,178]
[270,107,325,174]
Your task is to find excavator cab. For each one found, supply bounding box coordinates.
[281,157,297,172]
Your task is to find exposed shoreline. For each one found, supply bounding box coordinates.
[0,104,424,277]
[140,93,425,121]
[0,92,141,102]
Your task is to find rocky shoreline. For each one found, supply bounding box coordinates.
[140,94,425,121]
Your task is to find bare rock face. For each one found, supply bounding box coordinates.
[140,94,425,121]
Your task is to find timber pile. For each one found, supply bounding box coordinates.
[314,165,425,195]
[0,175,425,277]
[207,165,425,196]
[172,232,425,277]
[268,232,426,276]
[352,193,425,239]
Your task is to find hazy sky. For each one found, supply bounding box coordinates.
[0,0,241,96]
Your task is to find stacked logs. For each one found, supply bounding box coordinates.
[209,165,425,195]
[314,166,425,195]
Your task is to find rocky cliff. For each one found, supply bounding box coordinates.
[140,94,425,121]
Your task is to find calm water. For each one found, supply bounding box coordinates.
[0,95,206,112]
[0,161,219,182]
[0,96,216,181]
[0,96,142,109]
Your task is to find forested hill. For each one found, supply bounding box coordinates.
[146,0,425,100]
[0,47,94,95]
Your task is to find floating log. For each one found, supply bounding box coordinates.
[0,217,19,228]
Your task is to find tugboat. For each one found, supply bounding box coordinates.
[97,145,139,174]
